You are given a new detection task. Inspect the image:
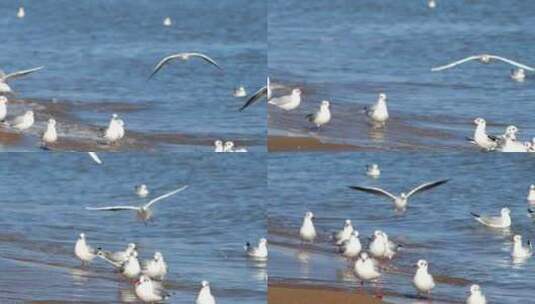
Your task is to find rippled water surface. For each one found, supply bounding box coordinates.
[0,153,266,303]
[268,153,535,303]
[0,0,266,151]
[268,0,535,150]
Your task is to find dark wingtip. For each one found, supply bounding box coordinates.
[470,212,480,218]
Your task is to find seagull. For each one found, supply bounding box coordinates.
[196,281,216,304]
[135,275,170,303]
[306,100,331,129]
[432,54,535,72]
[527,184,535,203]
[366,164,381,178]
[511,68,526,82]
[268,88,302,111]
[245,238,268,259]
[214,140,224,152]
[223,141,247,152]
[348,179,449,211]
[149,52,222,79]
[381,231,401,259]
[163,17,172,27]
[369,231,388,259]
[42,118,58,146]
[0,66,43,94]
[74,233,96,265]
[466,284,487,304]
[471,207,511,228]
[354,252,381,283]
[85,185,189,221]
[142,252,167,281]
[339,231,361,259]
[10,110,34,131]
[233,85,247,97]
[98,243,137,265]
[103,113,122,143]
[497,126,527,152]
[512,234,532,259]
[120,251,141,279]
[135,184,150,198]
[413,259,435,297]
[239,78,270,111]
[17,7,25,19]
[300,211,317,243]
[334,219,354,245]
[88,152,102,164]
[428,0,436,9]
[0,96,7,121]
[469,118,499,151]
[364,93,389,127]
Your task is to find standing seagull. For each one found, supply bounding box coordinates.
[306,100,331,129]
[511,234,532,259]
[354,252,381,286]
[365,93,389,127]
[245,238,268,259]
[527,184,535,204]
[103,114,122,144]
[135,275,170,303]
[471,207,511,229]
[239,78,271,111]
[413,259,435,298]
[300,211,317,243]
[469,118,498,151]
[339,231,361,259]
[432,54,535,72]
[85,185,189,221]
[17,7,25,18]
[511,68,526,82]
[334,219,354,245]
[135,184,150,198]
[466,284,486,304]
[196,281,216,304]
[42,118,58,147]
[348,179,449,211]
[268,88,302,111]
[10,110,34,131]
[0,66,43,94]
[142,252,167,280]
[149,52,222,79]
[0,96,7,121]
[74,233,96,265]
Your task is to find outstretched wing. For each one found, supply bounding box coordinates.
[406,179,449,198]
[144,185,189,209]
[187,52,223,71]
[490,55,535,71]
[88,152,102,165]
[431,56,481,72]
[3,66,44,81]
[85,206,140,211]
[239,86,267,111]
[148,53,184,79]
[348,186,397,201]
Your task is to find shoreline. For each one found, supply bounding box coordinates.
[268,135,373,152]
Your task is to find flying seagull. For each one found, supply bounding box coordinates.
[239,78,270,111]
[149,52,222,79]
[86,185,189,221]
[0,66,44,94]
[432,54,535,72]
[348,179,449,211]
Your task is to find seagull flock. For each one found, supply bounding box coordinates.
[290,163,535,303]
[74,180,268,303]
[468,118,535,152]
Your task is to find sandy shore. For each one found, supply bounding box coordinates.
[268,135,373,152]
[268,282,390,304]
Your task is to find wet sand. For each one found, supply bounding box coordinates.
[268,135,370,152]
[0,98,264,151]
[268,281,390,304]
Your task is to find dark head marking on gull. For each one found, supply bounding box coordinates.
[148,52,222,80]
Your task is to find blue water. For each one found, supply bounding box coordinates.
[268,0,535,150]
[0,153,266,303]
[268,153,535,303]
[0,0,266,151]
